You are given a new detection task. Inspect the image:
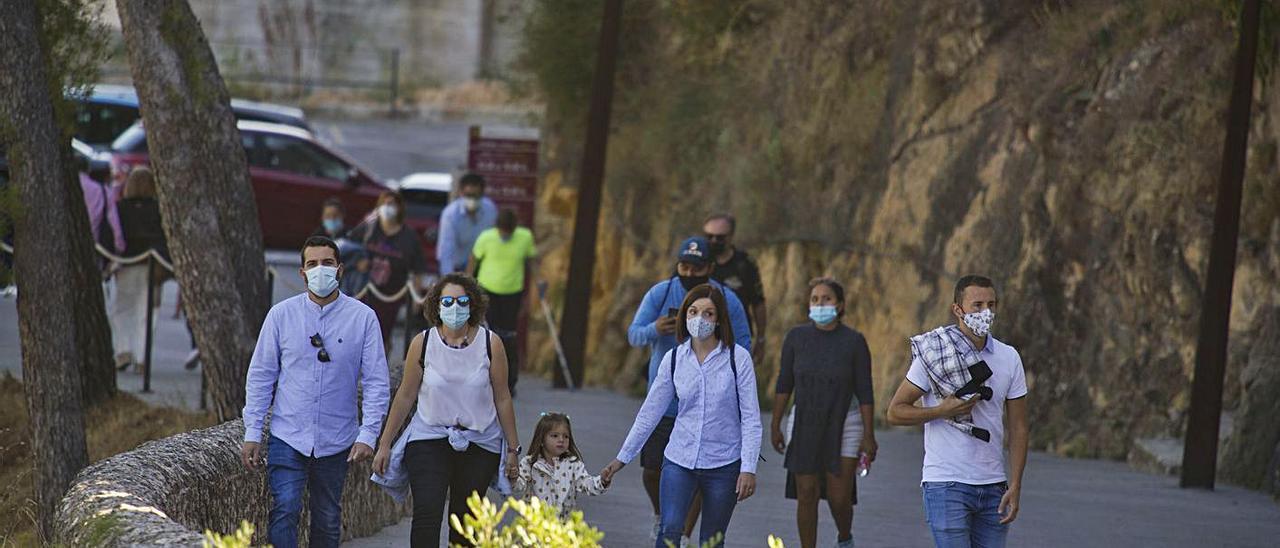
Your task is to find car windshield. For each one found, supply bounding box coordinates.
[74,101,141,149]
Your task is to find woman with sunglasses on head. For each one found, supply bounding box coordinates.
[603,283,763,548]
[372,273,521,547]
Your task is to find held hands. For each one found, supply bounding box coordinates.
[240,441,263,470]
[937,394,980,419]
[505,451,520,480]
[348,442,374,463]
[655,316,678,336]
[770,426,786,454]
[735,472,756,501]
[998,486,1021,524]
[600,459,625,484]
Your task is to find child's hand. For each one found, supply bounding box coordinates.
[600,459,625,484]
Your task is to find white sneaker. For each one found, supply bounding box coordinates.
[679,535,692,547]
[835,537,856,548]
[650,515,661,540]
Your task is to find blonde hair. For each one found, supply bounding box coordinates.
[124,166,157,199]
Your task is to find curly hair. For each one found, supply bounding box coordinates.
[423,273,489,328]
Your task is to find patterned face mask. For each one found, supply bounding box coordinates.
[686,315,716,340]
[962,308,995,337]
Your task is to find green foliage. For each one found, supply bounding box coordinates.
[202,520,266,548]
[449,493,604,547]
[665,532,723,548]
[34,0,111,137]
[516,0,601,123]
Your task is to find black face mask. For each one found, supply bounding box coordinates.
[679,274,709,291]
[708,242,726,257]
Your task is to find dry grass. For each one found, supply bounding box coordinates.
[0,372,214,547]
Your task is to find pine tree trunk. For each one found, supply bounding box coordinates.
[116,0,270,421]
[0,1,91,540]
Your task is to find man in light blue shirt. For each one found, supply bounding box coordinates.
[436,173,498,273]
[625,236,752,540]
[241,235,391,548]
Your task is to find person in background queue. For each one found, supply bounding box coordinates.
[437,173,497,274]
[241,235,390,548]
[467,208,539,397]
[348,191,427,354]
[111,167,168,375]
[704,213,767,363]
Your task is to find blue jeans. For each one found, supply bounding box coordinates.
[266,436,350,548]
[921,481,1009,548]
[658,459,740,547]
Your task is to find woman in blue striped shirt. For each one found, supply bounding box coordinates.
[603,283,763,547]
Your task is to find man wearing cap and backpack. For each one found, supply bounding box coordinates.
[626,237,753,545]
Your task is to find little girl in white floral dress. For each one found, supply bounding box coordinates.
[514,413,610,517]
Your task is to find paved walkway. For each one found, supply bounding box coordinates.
[338,377,1280,548]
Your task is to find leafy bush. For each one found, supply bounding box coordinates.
[450,493,604,547]
[202,520,263,548]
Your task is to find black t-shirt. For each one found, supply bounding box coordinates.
[348,221,426,293]
[712,248,764,327]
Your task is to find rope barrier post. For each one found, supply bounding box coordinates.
[402,291,414,356]
[267,268,275,304]
[200,368,207,411]
[143,253,155,394]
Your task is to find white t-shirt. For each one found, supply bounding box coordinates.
[905,334,1028,485]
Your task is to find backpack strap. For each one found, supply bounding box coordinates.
[485,327,492,360]
[419,329,429,368]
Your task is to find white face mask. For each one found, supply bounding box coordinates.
[686,315,716,340]
[305,265,339,298]
[378,204,398,222]
[463,197,480,212]
[439,303,470,329]
[962,308,995,338]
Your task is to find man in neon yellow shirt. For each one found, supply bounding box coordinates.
[468,209,538,395]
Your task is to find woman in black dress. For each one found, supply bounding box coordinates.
[771,277,877,548]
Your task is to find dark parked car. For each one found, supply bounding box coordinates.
[71,84,312,150]
[110,120,387,250]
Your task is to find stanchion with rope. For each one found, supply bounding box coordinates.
[143,253,155,393]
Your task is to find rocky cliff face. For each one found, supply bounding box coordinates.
[521,0,1280,492]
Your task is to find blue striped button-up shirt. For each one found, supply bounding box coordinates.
[243,292,390,458]
[436,196,498,273]
[617,341,763,474]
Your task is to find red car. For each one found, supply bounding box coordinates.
[110,120,388,251]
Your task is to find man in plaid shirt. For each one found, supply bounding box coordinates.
[888,275,1029,548]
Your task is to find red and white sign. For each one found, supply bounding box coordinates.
[468,127,539,227]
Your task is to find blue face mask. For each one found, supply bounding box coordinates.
[322,218,343,234]
[809,305,838,325]
[306,265,339,298]
[439,303,470,329]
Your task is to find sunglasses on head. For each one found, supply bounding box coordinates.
[310,333,330,363]
[440,295,472,308]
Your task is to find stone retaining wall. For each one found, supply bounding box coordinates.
[55,418,408,546]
